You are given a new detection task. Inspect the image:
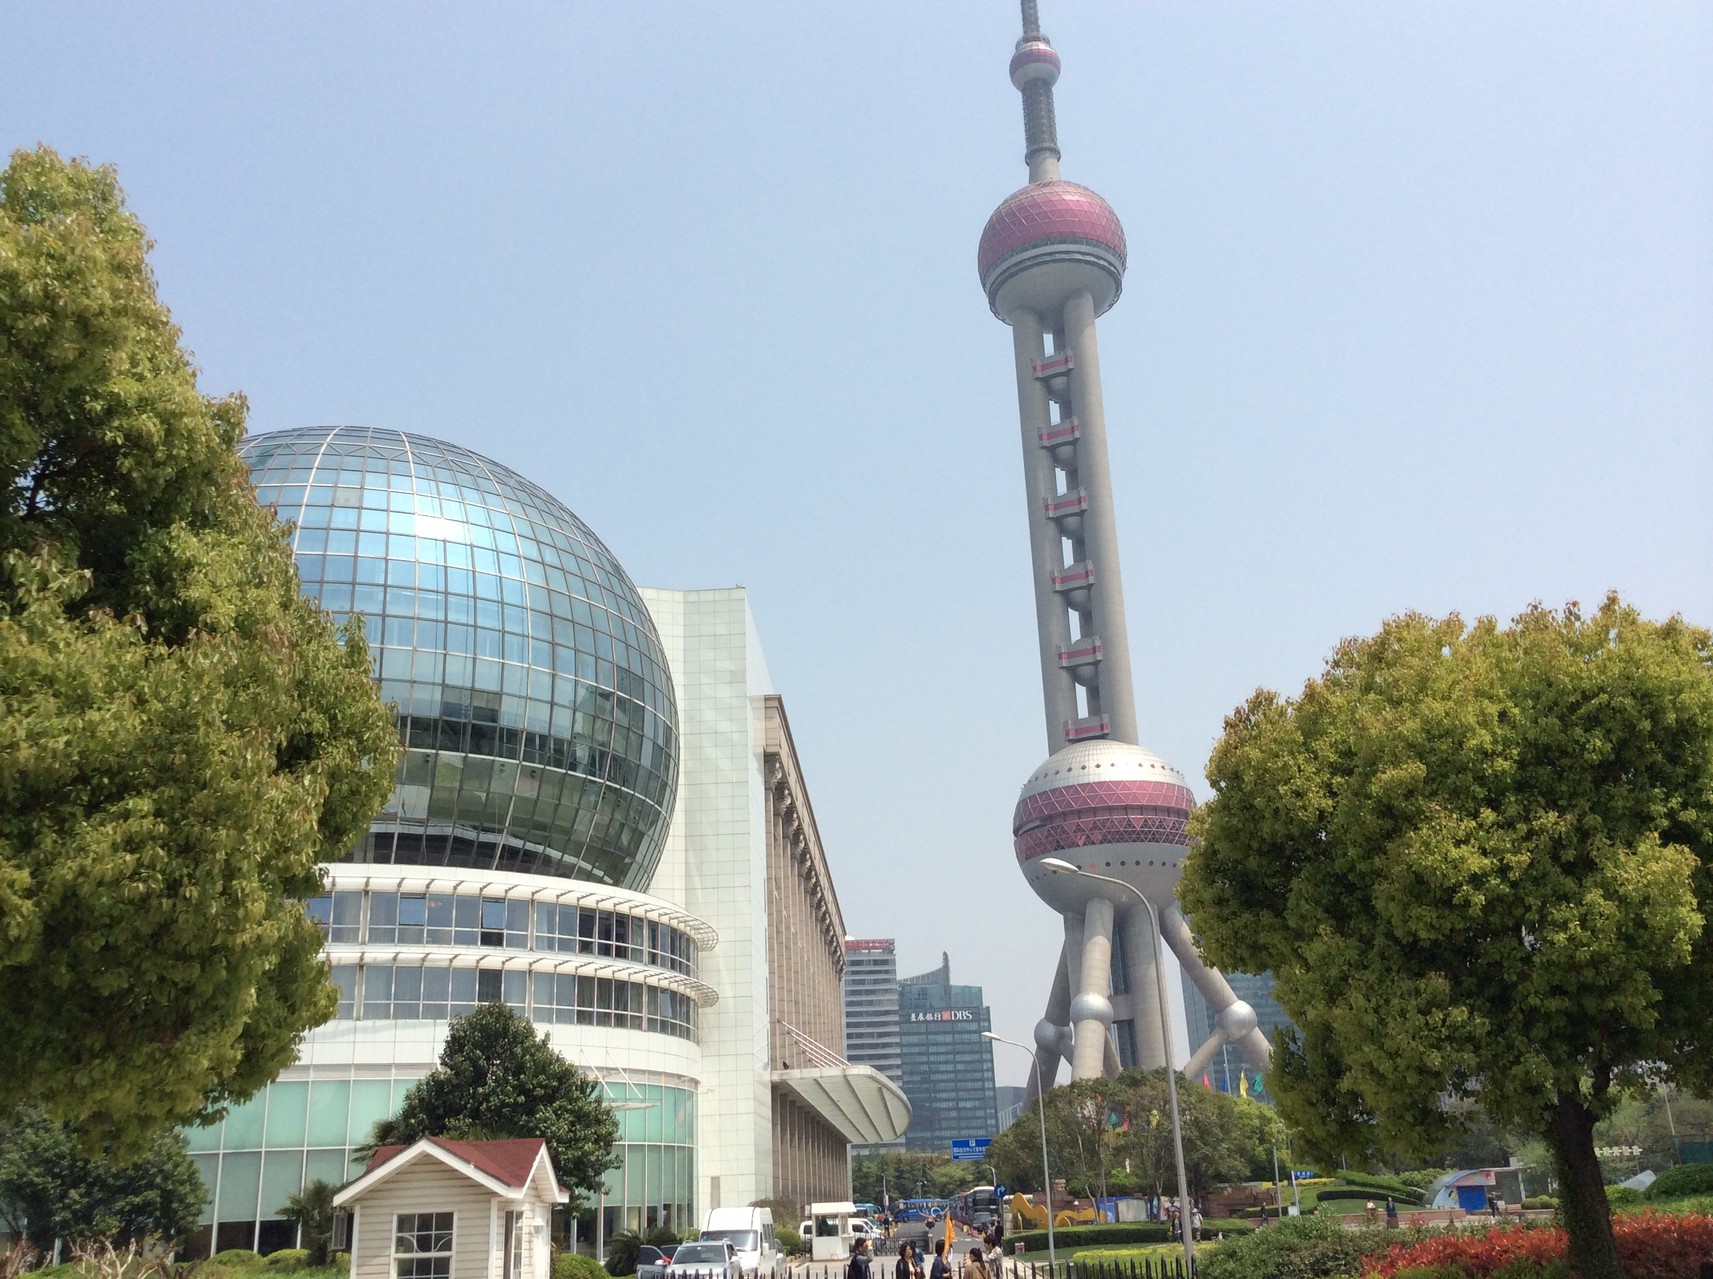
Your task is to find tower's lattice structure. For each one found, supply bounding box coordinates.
[980,1,1272,1088]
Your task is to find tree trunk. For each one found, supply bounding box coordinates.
[1547,1091,1620,1279]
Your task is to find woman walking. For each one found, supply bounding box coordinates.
[895,1241,924,1279]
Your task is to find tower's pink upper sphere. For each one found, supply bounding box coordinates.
[977,180,1128,288]
[1009,40,1061,89]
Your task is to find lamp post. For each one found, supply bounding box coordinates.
[982,1031,1056,1271]
[1035,858,1195,1277]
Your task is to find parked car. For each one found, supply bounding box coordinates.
[638,1245,678,1279]
[666,1241,739,1279]
[701,1206,779,1279]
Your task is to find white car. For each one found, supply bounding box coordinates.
[665,1241,740,1279]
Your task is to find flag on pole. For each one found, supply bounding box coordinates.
[943,1208,956,1257]
[1202,1073,1212,1089]
[1239,1073,1249,1098]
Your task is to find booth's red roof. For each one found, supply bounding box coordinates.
[367,1137,547,1190]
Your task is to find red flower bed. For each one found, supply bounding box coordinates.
[1364,1211,1713,1279]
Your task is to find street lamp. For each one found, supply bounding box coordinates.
[1035,858,1195,1277]
[982,1031,1056,1271]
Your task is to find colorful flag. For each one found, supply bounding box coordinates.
[1239,1073,1249,1098]
[1202,1073,1212,1089]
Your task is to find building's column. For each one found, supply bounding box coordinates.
[1011,308,1080,746]
[1119,906,1168,1069]
[1028,944,1072,1100]
[1069,897,1115,1079]
[1061,290,1138,746]
[1158,904,1272,1072]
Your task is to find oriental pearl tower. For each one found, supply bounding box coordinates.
[980,1,1272,1088]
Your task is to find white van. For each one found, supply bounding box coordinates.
[700,1206,779,1279]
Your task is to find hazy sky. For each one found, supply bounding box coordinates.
[6,2,1709,1093]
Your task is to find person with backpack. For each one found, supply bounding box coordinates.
[847,1236,874,1279]
[929,1239,953,1279]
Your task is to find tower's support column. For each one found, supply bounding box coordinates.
[1010,308,1080,741]
[1159,904,1271,1073]
[1028,945,1073,1101]
[1119,905,1168,1070]
[1061,289,1137,745]
[1069,897,1115,1079]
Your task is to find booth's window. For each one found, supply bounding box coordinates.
[395,1212,454,1279]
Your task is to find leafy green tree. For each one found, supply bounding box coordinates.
[280,1179,338,1266]
[986,1071,1269,1202]
[367,1002,620,1211]
[0,146,398,1149]
[0,1107,206,1251]
[1180,596,1713,1279]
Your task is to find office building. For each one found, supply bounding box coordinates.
[843,940,904,1090]
[897,955,997,1153]
[1182,970,1292,1098]
[179,427,907,1254]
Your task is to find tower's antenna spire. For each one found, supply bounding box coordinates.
[1011,0,1062,181]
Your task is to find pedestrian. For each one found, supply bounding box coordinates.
[960,1244,989,1279]
[895,1241,923,1279]
[1191,1208,1202,1241]
[848,1236,873,1279]
[929,1239,953,1279]
[1258,1203,1270,1227]
[1385,1197,1398,1229]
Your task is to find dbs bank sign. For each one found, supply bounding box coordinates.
[909,1010,975,1023]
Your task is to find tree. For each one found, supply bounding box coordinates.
[366,1001,620,1211]
[1180,596,1713,1279]
[280,1179,338,1266]
[0,146,399,1149]
[986,1071,1270,1203]
[0,1107,205,1252]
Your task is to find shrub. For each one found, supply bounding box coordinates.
[1395,1171,1442,1192]
[265,1250,310,1271]
[604,1231,643,1277]
[554,1253,610,1279]
[1605,1185,1644,1207]
[1006,1222,1250,1255]
[212,1252,267,1267]
[1648,1164,1713,1200]
[1195,1214,1364,1279]
[330,1254,351,1272]
[1519,1197,1557,1211]
[1365,1212,1713,1279]
[774,1226,803,1257]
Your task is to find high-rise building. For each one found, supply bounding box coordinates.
[897,955,998,1153]
[980,3,1271,1086]
[844,940,904,1089]
[1182,970,1292,1098]
[181,428,908,1255]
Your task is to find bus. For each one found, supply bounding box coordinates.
[950,1186,1000,1228]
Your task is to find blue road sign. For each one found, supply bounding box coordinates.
[950,1138,992,1161]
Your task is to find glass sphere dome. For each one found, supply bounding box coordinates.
[240,426,679,890]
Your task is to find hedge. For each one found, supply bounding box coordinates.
[265,1251,311,1270]
[212,1252,268,1267]
[1647,1164,1713,1200]
[1006,1221,1251,1255]
[554,1254,610,1279]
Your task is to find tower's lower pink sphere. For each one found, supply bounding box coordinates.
[1013,739,1193,912]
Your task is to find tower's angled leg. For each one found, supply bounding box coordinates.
[1069,897,1116,1079]
[1158,903,1272,1073]
[1118,905,1168,1070]
[1028,943,1073,1101]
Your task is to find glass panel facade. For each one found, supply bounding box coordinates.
[308,889,696,978]
[186,1077,697,1255]
[240,427,679,890]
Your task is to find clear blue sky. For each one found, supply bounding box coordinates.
[6,2,1709,1091]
